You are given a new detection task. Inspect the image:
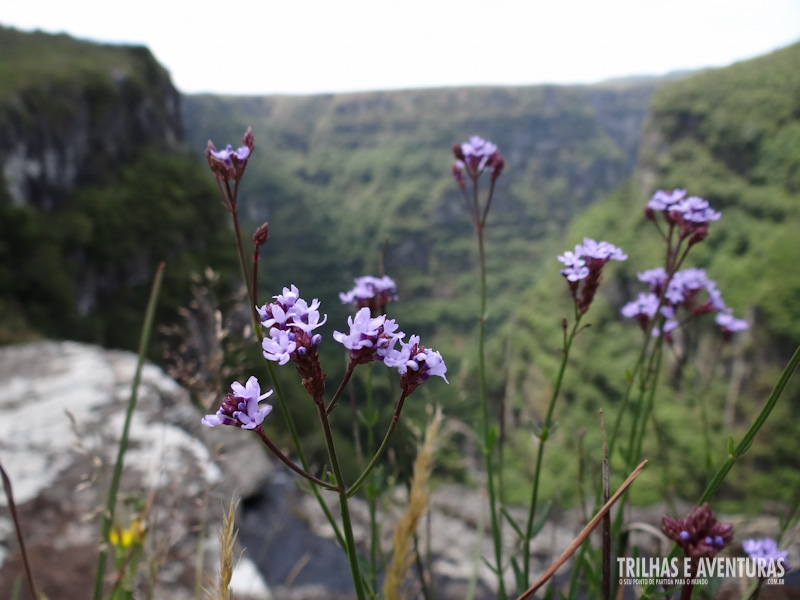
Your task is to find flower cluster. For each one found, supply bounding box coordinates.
[339,275,398,311]
[383,334,449,396]
[258,285,327,365]
[621,267,748,338]
[557,238,627,313]
[742,538,790,571]
[202,376,273,430]
[645,189,721,246]
[662,504,734,559]
[205,127,255,186]
[452,135,505,184]
[333,300,448,395]
[333,307,403,367]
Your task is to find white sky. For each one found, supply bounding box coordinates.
[3,0,800,96]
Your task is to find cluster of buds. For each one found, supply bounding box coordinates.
[645,189,721,246]
[557,238,627,314]
[451,135,504,186]
[339,275,397,313]
[662,503,734,560]
[258,285,328,400]
[205,128,256,212]
[621,266,748,339]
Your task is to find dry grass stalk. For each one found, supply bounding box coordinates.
[204,497,239,600]
[383,407,443,600]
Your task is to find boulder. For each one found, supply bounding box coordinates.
[0,341,273,599]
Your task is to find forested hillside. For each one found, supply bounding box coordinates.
[527,42,800,506]
[0,26,235,347]
[182,83,659,388]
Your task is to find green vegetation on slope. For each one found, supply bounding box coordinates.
[544,42,800,508]
[0,150,236,348]
[0,26,166,106]
[0,27,235,348]
[183,44,800,510]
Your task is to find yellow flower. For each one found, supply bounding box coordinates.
[109,519,144,548]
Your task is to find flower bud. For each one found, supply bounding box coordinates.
[253,222,270,249]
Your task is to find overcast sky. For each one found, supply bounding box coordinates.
[3,0,800,96]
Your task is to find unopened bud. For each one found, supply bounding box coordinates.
[242,127,255,152]
[451,161,466,188]
[490,153,505,183]
[688,225,708,247]
[253,222,270,248]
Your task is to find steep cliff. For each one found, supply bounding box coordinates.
[0,27,234,348]
[0,26,182,209]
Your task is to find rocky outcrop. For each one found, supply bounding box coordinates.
[0,27,183,210]
[0,341,272,599]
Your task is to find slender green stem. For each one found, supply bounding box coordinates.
[347,391,408,498]
[93,262,164,600]
[522,315,581,586]
[326,362,356,414]
[631,340,664,472]
[316,402,367,600]
[226,200,347,549]
[607,331,649,459]
[363,363,380,591]
[475,215,507,599]
[252,426,338,490]
[230,208,261,336]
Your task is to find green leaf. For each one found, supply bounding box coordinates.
[501,507,524,540]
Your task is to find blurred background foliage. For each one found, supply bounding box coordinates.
[1,24,798,512]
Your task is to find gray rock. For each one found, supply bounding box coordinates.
[0,341,272,599]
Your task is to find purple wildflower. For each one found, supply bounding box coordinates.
[579,238,628,262]
[202,376,273,429]
[716,311,748,331]
[651,318,679,339]
[621,293,661,331]
[205,127,255,188]
[647,189,687,213]
[333,307,404,366]
[665,268,726,314]
[339,276,398,312]
[383,334,448,396]
[258,285,327,338]
[662,504,734,559]
[256,285,328,365]
[743,538,790,571]
[557,238,626,313]
[258,285,328,400]
[461,135,497,171]
[210,144,250,164]
[716,310,749,341]
[637,267,668,296]
[645,189,721,245]
[261,329,298,365]
[453,135,504,180]
[674,196,721,224]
